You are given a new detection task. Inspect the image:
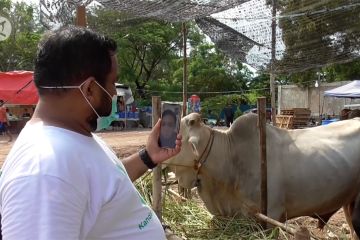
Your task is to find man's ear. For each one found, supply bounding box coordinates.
[80,77,97,100]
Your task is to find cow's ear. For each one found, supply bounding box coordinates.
[189,119,196,126]
[188,136,200,157]
[187,116,201,127]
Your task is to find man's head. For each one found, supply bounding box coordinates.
[33,26,119,132]
[161,110,177,139]
[34,26,117,93]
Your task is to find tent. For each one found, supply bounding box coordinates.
[324,80,360,98]
[115,83,133,104]
[0,71,38,105]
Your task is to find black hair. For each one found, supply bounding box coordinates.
[162,109,176,122]
[34,26,117,95]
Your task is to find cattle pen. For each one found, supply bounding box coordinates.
[0,127,352,239]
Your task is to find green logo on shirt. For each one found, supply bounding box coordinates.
[138,211,153,230]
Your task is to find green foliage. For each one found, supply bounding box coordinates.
[0,0,42,71]
[170,43,251,101]
[324,60,360,82]
[201,94,248,120]
[88,8,182,99]
[277,0,360,75]
[247,73,271,102]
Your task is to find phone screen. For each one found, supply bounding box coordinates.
[159,103,181,148]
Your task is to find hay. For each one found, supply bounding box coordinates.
[135,173,291,240]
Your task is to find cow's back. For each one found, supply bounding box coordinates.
[266,118,360,218]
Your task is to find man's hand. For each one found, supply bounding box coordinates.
[146,119,182,164]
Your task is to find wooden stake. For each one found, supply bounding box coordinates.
[76,5,86,27]
[182,22,187,117]
[270,0,277,122]
[254,213,311,240]
[168,189,187,202]
[152,96,162,220]
[179,22,192,198]
[257,97,267,223]
[255,213,296,235]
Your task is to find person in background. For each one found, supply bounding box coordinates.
[22,108,31,118]
[5,108,12,119]
[117,96,125,113]
[0,100,12,142]
[0,26,181,240]
[224,102,234,127]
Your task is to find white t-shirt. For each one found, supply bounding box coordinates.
[0,122,165,240]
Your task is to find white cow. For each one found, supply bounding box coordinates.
[166,113,360,236]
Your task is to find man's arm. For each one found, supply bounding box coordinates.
[122,119,182,181]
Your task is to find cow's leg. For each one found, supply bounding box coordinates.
[344,203,359,240]
[351,194,360,240]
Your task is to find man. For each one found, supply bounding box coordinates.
[0,27,181,239]
[0,100,12,142]
[159,109,178,148]
[21,108,31,118]
[223,102,234,127]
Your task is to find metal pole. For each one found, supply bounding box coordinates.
[152,96,162,220]
[270,0,277,123]
[257,97,267,223]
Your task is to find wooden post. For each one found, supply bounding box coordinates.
[76,5,87,27]
[179,22,191,198]
[152,96,162,220]
[257,97,267,222]
[254,213,311,240]
[270,0,277,123]
[182,22,188,117]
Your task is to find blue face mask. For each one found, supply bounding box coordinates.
[40,80,118,131]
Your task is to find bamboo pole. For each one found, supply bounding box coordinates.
[152,96,162,220]
[257,97,267,222]
[167,189,187,202]
[254,213,311,240]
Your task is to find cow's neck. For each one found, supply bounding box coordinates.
[196,126,261,217]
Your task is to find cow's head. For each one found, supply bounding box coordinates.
[165,113,212,188]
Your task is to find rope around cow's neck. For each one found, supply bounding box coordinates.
[194,128,215,187]
[158,128,215,189]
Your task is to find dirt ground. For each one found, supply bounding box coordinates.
[0,130,352,239]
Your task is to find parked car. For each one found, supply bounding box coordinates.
[243,108,272,122]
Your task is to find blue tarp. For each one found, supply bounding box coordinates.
[324,80,360,98]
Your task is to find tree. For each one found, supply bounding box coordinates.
[247,72,271,104]
[183,43,250,99]
[87,8,182,99]
[0,0,42,71]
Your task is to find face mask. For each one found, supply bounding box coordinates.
[40,80,118,131]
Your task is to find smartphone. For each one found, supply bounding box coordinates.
[159,103,181,148]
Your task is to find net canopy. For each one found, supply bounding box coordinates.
[39,0,360,74]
